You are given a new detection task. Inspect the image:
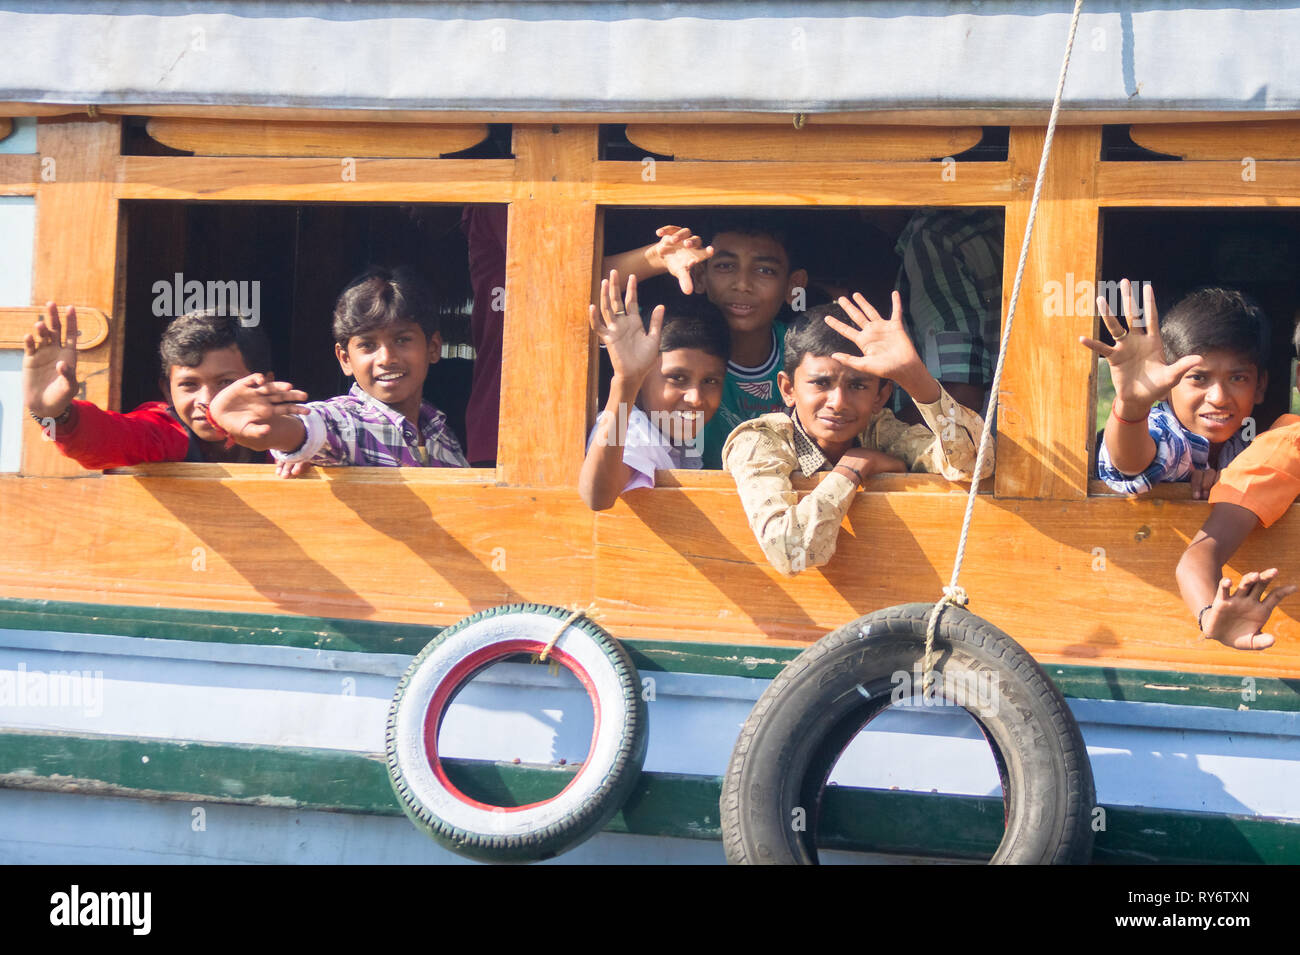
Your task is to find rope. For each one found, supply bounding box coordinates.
[923,0,1085,690]
[538,603,599,663]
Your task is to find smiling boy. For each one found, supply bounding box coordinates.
[23,303,273,469]
[209,266,468,473]
[579,271,728,510]
[1081,282,1269,498]
[723,295,990,576]
[695,216,809,470]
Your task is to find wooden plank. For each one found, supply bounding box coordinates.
[625,124,983,162]
[591,160,1012,206]
[70,102,1300,126]
[0,306,109,350]
[2,471,1300,679]
[0,476,590,624]
[1097,161,1300,205]
[145,117,489,158]
[1129,121,1300,160]
[25,117,121,478]
[994,126,1101,500]
[0,155,39,195]
[0,118,10,142]
[497,125,600,487]
[113,156,517,203]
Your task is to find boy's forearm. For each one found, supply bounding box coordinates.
[1102,411,1157,476]
[891,359,941,406]
[600,244,664,284]
[578,378,639,510]
[217,412,307,453]
[1176,535,1225,621]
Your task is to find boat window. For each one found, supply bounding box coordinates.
[597,205,1006,474]
[121,200,493,467]
[1090,209,1300,488]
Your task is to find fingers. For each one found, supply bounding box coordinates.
[606,269,624,310]
[822,313,861,342]
[1077,336,1115,359]
[64,305,78,350]
[844,292,886,324]
[889,290,902,323]
[623,272,639,313]
[1094,297,1127,341]
[588,303,601,334]
[647,304,665,343]
[1190,468,1218,500]
[1166,354,1204,383]
[833,296,868,331]
[45,301,63,346]
[1237,571,1263,598]
[1119,278,1139,329]
[1142,282,1160,337]
[1217,577,1233,603]
[1260,583,1299,614]
[1227,631,1275,651]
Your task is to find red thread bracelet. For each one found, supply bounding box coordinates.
[1111,406,1148,425]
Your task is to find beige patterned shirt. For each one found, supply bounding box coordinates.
[721,387,990,576]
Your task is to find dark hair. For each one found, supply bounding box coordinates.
[158,309,273,378]
[782,304,883,385]
[650,298,730,363]
[706,213,798,270]
[333,266,439,347]
[1160,287,1270,372]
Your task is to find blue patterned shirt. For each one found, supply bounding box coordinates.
[1097,402,1251,494]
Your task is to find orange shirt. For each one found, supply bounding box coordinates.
[1209,413,1300,527]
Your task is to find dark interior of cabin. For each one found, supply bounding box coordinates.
[118,197,1300,475]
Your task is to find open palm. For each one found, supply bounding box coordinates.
[22,303,79,417]
[823,291,919,380]
[588,271,663,383]
[1079,280,1200,410]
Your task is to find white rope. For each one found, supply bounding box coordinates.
[923,0,1086,686]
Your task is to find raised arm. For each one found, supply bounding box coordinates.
[600,225,714,295]
[823,292,990,480]
[1176,502,1294,650]
[207,374,310,453]
[1079,280,1201,477]
[579,271,664,510]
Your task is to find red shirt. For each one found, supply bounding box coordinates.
[52,400,196,470]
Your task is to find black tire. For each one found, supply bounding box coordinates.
[721,603,1095,864]
[386,603,648,863]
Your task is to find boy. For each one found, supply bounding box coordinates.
[1080,281,1269,498]
[22,303,278,469]
[723,293,991,576]
[579,271,729,510]
[694,215,809,470]
[209,266,468,473]
[1174,327,1300,650]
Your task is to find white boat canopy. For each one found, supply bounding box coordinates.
[3,1,1299,116]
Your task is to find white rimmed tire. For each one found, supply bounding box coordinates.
[386,603,648,863]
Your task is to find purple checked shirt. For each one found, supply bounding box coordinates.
[274,384,469,468]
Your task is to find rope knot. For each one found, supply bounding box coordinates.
[941,586,969,608]
[538,602,600,663]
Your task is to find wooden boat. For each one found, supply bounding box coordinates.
[2,1,1300,863]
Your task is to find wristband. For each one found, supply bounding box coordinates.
[29,405,73,426]
[834,462,863,483]
[1197,604,1213,633]
[1111,406,1149,426]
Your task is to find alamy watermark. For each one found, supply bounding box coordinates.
[152,272,261,326]
[890,665,999,712]
[0,663,103,717]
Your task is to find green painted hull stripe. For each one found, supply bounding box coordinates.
[0,730,1296,863]
[0,597,1295,712]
